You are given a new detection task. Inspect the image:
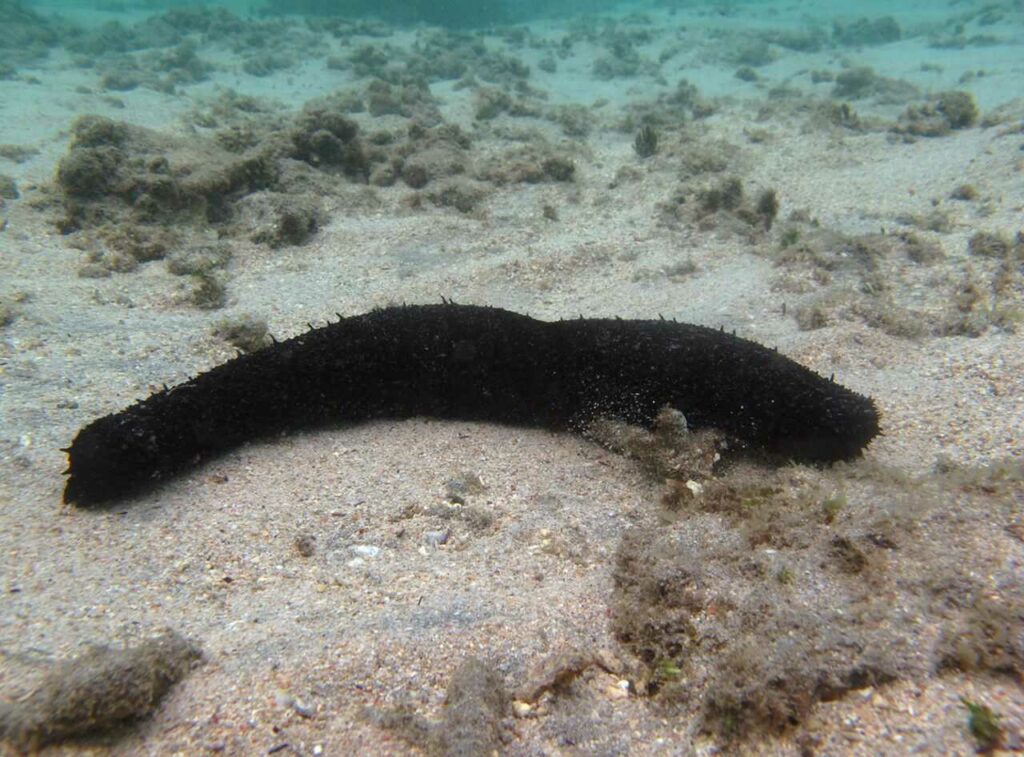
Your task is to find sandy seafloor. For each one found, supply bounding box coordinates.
[1,0,1023,754]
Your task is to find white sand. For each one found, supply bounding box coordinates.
[1,1,1023,754]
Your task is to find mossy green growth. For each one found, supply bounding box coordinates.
[962,698,1003,752]
[212,315,269,353]
[898,91,979,137]
[634,125,658,158]
[828,102,861,129]
[656,659,683,680]
[0,173,18,199]
[938,91,979,130]
[189,273,226,310]
[542,156,575,182]
[0,301,16,328]
[755,189,779,230]
[738,485,780,510]
[833,66,879,99]
[780,227,800,248]
[821,491,847,524]
[699,176,744,213]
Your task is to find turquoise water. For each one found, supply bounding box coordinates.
[3,0,1020,131]
[5,1,1022,99]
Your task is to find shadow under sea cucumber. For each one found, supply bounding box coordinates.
[62,303,880,507]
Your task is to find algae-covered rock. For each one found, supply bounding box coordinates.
[0,630,201,752]
[897,91,979,137]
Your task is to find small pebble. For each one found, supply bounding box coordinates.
[606,679,631,700]
[424,529,450,547]
[351,545,379,558]
[274,691,313,718]
[294,534,316,557]
[444,471,487,503]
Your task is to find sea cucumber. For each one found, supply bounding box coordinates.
[63,303,880,506]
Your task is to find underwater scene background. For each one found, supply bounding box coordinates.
[1,0,1023,754]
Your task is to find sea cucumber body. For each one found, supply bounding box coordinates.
[63,304,879,506]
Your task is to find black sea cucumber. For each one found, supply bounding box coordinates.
[63,304,880,507]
